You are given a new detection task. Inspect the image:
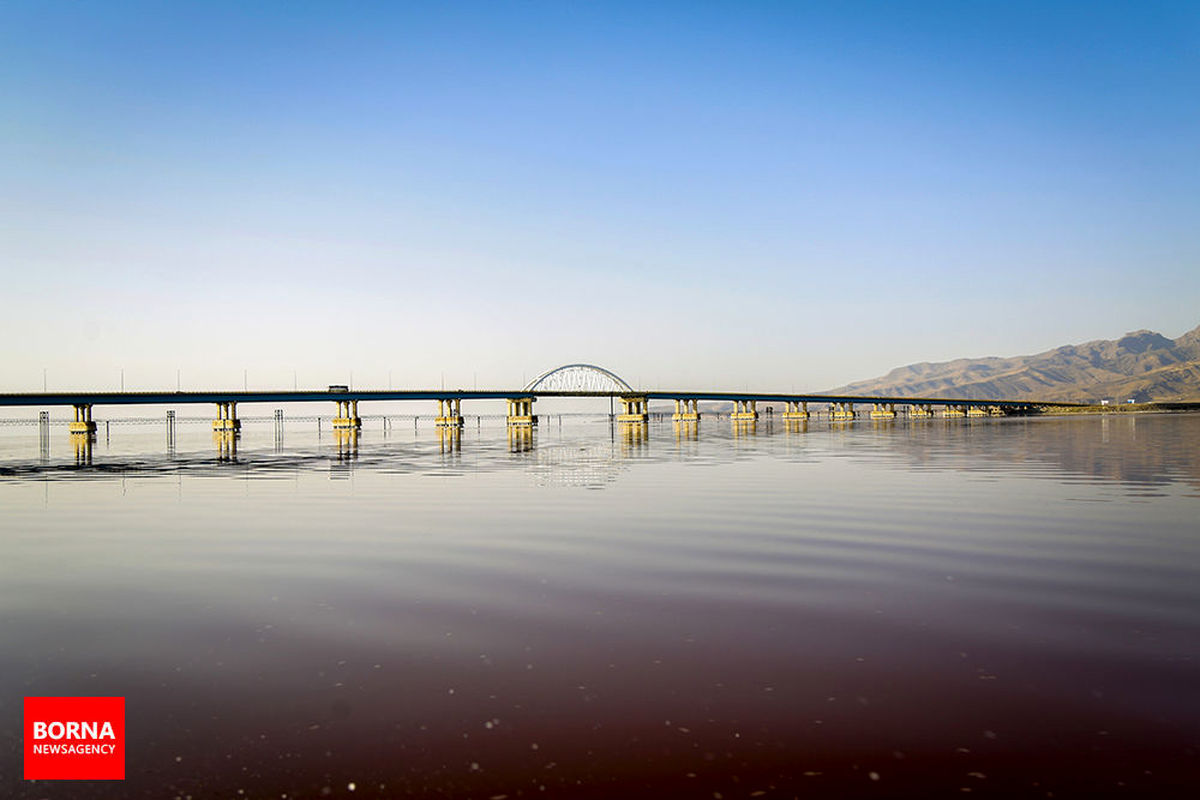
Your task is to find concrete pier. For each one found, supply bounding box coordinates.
[506,397,537,427]
[212,402,241,431]
[870,402,896,420]
[943,405,967,418]
[830,402,856,421]
[908,404,934,418]
[782,400,809,420]
[333,399,361,430]
[436,398,465,428]
[618,396,648,423]
[69,404,97,435]
[730,399,758,422]
[672,398,700,421]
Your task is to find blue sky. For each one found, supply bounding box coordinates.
[2,1,1197,393]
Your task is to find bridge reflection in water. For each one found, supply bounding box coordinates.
[2,363,1086,461]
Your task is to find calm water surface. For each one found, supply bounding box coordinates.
[1,414,1199,799]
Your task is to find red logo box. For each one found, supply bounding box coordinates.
[24,697,125,780]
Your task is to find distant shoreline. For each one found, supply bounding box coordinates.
[1041,402,1200,414]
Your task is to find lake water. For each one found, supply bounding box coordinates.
[2,413,1199,798]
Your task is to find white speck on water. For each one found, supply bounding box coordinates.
[347,782,356,791]
[869,771,881,781]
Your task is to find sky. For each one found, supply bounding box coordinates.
[2,1,1198,395]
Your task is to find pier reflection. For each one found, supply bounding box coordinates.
[732,418,757,437]
[619,421,649,454]
[71,432,94,466]
[334,429,359,462]
[213,431,238,463]
[508,425,535,453]
[673,420,699,441]
[438,426,461,456]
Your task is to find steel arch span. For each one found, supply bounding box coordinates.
[522,364,633,394]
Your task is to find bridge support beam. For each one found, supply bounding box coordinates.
[212,402,242,432]
[966,405,989,417]
[943,405,967,418]
[333,399,361,430]
[782,401,809,420]
[730,399,758,421]
[870,402,897,420]
[69,404,97,435]
[436,398,464,428]
[830,402,856,421]
[507,397,538,427]
[672,398,699,422]
[908,403,934,418]
[618,396,648,423]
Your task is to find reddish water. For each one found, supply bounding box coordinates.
[2,414,1198,798]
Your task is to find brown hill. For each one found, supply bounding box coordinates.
[827,324,1200,403]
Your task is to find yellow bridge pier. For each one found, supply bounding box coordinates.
[870,402,897,420]
[782,401,809,421]
[69,404,97,436]
[333,399,362,430]
[908,403,934,418]
[212,402,241,432]
[506,397,538,427]
[730,399,758,422]
[830,402,856,421]
[436,398,465,428]
[672,399,700,422]
[618,396,649,423]
[943,405,967,418]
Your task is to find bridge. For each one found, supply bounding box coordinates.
[1,363,1084,439]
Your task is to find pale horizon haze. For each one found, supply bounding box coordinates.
[2,1,1198,395]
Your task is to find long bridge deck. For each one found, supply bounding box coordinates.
[0,363,1089,439]
[0,389,1083,409]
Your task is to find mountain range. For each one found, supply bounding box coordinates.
[827,324,1200,403]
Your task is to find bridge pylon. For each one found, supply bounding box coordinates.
[671,399,699,422]
[730,399,758,422]
[618,396,648,423]
[213,402,241,432]
[69,403,97,436]
[333,399,361,430]
[830,402,856,421]
[507,397,537,427]
[870,402,896,420]
[782,401,809,421]
[436,398,464,428]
